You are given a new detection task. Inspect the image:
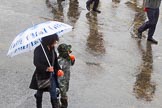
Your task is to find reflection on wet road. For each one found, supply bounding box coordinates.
[67,0,81,26]
[134,41,156,101]
[45,0,81,26]
[86,12,105,55]
[46,0,64,21]
[112,0,120,3]
[126,0,146,37]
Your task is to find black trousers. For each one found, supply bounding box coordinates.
[86,0,99,10]
[138,8,159,39]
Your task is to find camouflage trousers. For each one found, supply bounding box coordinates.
[58,77,70,98]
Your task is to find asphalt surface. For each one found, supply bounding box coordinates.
[0,0,162,108]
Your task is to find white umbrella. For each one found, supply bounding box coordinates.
[7,21,72,66]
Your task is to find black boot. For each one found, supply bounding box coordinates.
[51,99,60,108]
[61,98,68,108]
[147,38,158,44]
[93,9,101,13]
[34,94,42,108]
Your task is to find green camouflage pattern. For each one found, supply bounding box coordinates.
[57,43,72,61]
[57,43,74,98]
[58,57,71,97]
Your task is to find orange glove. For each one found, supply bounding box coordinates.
[69,54,75,65]
[69,54,75,61]
[57,70,64,77]
[144,7,148,12]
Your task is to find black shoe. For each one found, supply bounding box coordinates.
[137,31,142,39]
[93,9,101,13]
[147,38,158,44]
[86,3,90,11]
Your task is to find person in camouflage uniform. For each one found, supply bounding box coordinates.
[57,43,75,108]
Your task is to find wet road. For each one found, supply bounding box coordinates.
[0,0,162,108]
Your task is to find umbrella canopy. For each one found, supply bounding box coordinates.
[7,21,72,57]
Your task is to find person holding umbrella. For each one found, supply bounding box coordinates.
[137,0,161,44]
[29,34,62,108]
[7,21,73,108]
[86,0,101,13]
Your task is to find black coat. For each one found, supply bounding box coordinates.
[29,45,61,91]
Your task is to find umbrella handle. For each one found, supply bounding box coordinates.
[40,43,51,67]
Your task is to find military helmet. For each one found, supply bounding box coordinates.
[57,43,72,54]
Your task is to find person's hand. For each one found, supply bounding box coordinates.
[144,7,148,12]
[69,54,75,61]
[46,66,54,72]
[69,54,75,65]
[57,70,64,77]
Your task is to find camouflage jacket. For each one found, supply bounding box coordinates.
[58,57,72,81]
